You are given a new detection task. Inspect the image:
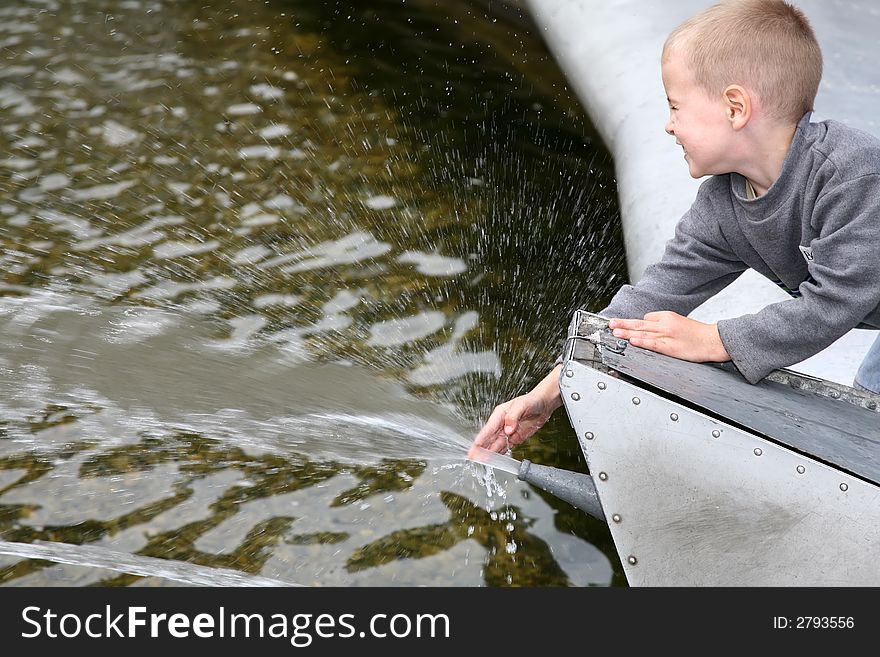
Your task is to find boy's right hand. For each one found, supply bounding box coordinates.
[468,365,564,456]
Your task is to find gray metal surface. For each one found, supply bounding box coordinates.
[595,332,880,486]
[560,360,880,586]
[517,460,604,521]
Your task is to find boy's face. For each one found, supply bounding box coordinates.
[661,51,736,178]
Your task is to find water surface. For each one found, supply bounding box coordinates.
[0,0,627,586]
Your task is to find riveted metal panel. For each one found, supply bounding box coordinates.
[560,360,880,586]
[596,333,880,486]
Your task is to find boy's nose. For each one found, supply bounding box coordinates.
[665,118,674,135]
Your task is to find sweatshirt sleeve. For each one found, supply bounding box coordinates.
[554,199,747,365]
[601,204,747,319]
[717,174,880,383]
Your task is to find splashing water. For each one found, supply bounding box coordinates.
[461,446,520,502]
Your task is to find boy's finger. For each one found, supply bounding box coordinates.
[472,428,498,449]
[489,435,510,454]
[612,327,656,340]
[503,401,525,436]
[472,404,508,447]
[609,318,651,331]
[643,310,675,321]
[629,336,660,351]
[470,434,506,455]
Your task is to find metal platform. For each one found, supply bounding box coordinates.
[560,310,880,586]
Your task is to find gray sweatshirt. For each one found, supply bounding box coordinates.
[599,112,880,383]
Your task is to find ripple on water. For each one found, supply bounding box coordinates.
[37,173,70,191]
[99,120,141,146]
[273,232,393,273]
[364,194,397,210]
[101,307,179,344]
[408,349,502,386]
[249,83,284,100]
[71,180,136,201]
[152,239,221,259]
[366,311,447,347]
[397,250,468,276]
[253,292,301,308]
[133,275,237,300]
[259,123,292,139]
[231,244,272,265]
[0,458,180,528]
[238,145,281,160]
[226,102,261,116]
[322,289,362,314]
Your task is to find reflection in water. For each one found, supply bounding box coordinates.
[348,492,571,587]
[0,0,627,585]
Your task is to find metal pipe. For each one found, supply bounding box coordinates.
[517,459,605,521]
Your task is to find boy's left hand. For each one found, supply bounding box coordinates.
[609,311,730,363]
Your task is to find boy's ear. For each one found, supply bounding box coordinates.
[723,85,751,129]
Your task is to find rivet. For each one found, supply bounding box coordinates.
[670,413,678,421]
[829,390,840,399]
[585,432,594,440]
[711,429,721,438]
[840,483,848,492]
[632,397,640,405]
[612,514,621,523]
[597,382,606,390]
[565,369,574,378]
[627,555,637,565]
[796,465,805,474]
[753,448,762,456]
[598,472,608,481]
[869,401,877,410]
[571,392,580,401]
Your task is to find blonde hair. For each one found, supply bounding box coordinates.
[663,0,822,122]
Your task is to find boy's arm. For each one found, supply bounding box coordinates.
[554,199,746,365]
[715,174,880,383]
[602,205,746,319]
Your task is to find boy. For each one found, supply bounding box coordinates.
[471,0,880,456]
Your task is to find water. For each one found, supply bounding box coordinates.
[0,0,628,586]
[468,446,522,476]
[0,540,298,586]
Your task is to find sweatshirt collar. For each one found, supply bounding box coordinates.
[730,111,813,215]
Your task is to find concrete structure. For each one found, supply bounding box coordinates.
[523,0,879,385]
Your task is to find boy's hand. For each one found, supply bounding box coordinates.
[609,311,730,363]
[469,365,564,456]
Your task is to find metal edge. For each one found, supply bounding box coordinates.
[571,310,880,414]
